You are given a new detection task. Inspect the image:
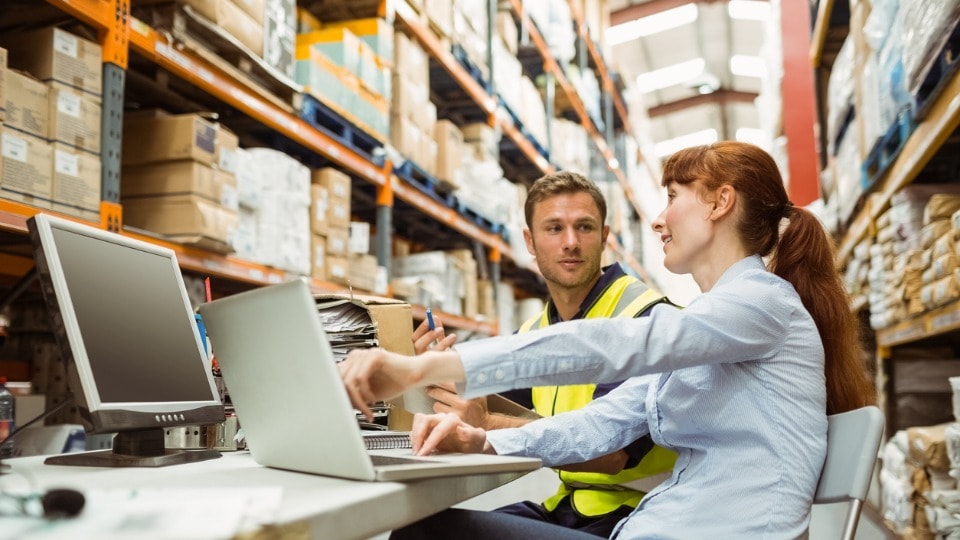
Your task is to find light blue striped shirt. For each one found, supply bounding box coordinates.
[455,256,827,539]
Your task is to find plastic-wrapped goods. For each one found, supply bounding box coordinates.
[826,35,856,155]
[864,0,900,51]
[900,0,960,94]
[881,431,913,534]
[525,0,575,64]
[877,14,911,133]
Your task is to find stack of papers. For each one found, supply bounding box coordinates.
[314,298,391,426]
[314,299,378,361]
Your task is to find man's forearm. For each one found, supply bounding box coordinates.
[484,413,534,430]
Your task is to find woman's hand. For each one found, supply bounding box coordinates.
[339,348,425,420]
[411,412,490,456]
[412,317,458,354]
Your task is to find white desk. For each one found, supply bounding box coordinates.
[0,451,533,539]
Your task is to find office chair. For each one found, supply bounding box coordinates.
[813,405,885,540]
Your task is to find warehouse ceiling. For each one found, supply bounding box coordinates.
[606,0,771,158]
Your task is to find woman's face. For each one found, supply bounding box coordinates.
[652,181,715,275]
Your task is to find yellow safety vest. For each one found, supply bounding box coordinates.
[519,275,678,517]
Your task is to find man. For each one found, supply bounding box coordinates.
[412,171,677,537]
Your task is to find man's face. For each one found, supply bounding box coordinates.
[523,192,609,292]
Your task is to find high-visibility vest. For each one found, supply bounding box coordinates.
[519,276,678,517]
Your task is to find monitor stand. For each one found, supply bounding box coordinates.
[44,427,221,467]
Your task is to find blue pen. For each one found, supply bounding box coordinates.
[426,308,436,331]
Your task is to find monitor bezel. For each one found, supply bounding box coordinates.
[27,213,224,434]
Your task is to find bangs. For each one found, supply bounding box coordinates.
[661,145,713,187]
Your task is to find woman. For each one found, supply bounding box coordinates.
[340,142,875,538]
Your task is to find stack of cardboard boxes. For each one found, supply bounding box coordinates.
[311,167,352,286]
[391,32,437,176]
[295,18,392,140]
[121,111,240,252]
[0,27,103,221]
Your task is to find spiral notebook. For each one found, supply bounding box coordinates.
[362,431,411,450]
[199,278,541,482]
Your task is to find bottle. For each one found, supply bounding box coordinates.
[0,377,14,458]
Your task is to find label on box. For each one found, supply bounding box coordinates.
[54,31,79,58]
[195,119,216,154]
[57,91,81,118]
[2,133,27,162]
[54,149,80,176]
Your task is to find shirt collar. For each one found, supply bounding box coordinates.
[714,255,766,289]
[546,263,628,324]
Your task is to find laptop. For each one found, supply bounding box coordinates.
[198,278,541,482]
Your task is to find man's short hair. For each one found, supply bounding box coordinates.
[524,171,607,228]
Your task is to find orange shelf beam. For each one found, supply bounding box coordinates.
[410,304,498,336]
[45,0,115,30]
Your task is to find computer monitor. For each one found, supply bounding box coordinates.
[27,213,224,467]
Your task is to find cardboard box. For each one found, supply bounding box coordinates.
[310,184,329,235]
[325,255,349,285]
[312,292,414,356]
[324,226,349,256]
[122,112,218,166]
[434,120,462,185]
[323,18,394,63]
[328,197,351,229]
[2,27,102,99]
[1,130,53,203]
[122,194,238,246]
[51,143,100,218]
[0,48,7,121]
[311,166,351,200]
[4,70,49,139]
[48,87,101,154]
[349,221,370,254]
[232,0,267,24]
[216,125,239,174]
[187,0,264,55]
[311,233,326,280]
[122,161,233,205]
[348,253,378,291]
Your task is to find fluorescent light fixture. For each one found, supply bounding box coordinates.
[728,0,771,21]
[654,129,719,157]
[730,55,767,78]
[607,4,698,46]
[636,58,705,93]
[736,127,766,147]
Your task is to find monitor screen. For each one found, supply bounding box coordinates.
[27,214,224,467]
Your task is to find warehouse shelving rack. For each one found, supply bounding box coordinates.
[0,0,657,335]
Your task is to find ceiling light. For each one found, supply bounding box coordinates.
[636,58,706,93]
[728,0,771,21]
[730,55,767,78]
[607,4,699,46]
[654,129,719,158]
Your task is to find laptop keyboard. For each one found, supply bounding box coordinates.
[371,454,438,466]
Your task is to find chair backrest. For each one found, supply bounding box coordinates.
[814,405,885,504]
[812,406,885,540]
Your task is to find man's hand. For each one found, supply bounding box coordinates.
[427,384,490,428]
[412,317,457,354]
[411,412,490,456]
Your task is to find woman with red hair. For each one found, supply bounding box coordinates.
[340,142,875,539]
